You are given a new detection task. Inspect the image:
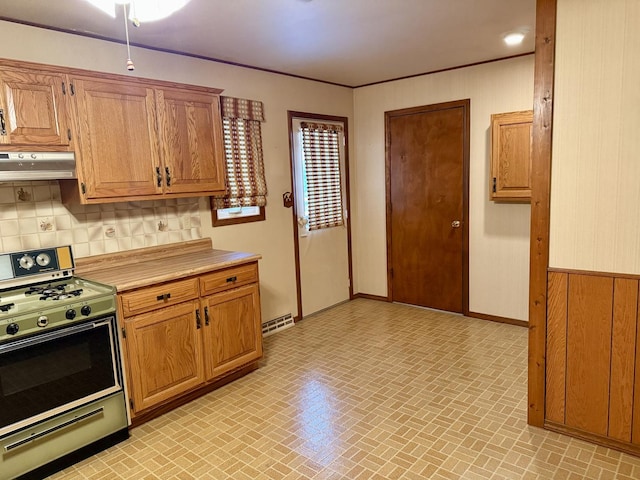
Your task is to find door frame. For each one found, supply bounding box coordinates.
[287,111,354,321]
[384,99,470,315]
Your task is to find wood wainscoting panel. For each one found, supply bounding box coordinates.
[609,278,638,442]
[546,271,568,424]
[565,274,613,436]
[634,290,640,445]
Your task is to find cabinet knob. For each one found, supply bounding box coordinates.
[451,220,461,228]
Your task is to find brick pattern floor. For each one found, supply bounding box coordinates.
[49,299,640,479]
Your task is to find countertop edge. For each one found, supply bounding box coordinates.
[77,249,262,293]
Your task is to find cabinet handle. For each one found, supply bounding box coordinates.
[204,306,210,326]
[196,309,201,329]
[226,276,237,283]
[155,167,162,187]
[0,109,6,136]
[165,166,171,187]
[156,293,171,301]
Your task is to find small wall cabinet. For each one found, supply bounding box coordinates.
[0,65,74,149]
[490,110,533,202]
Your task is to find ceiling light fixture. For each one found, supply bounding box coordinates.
[83,0,192,70]
[503,32,526,46]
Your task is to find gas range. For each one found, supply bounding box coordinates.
[0,246,128,480]
[0,246,116,343]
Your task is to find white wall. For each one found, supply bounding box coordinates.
[0,21,354,323]
[550,0,640,274]
[352,56,534,321]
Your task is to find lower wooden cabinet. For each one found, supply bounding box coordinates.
[119,262,262,420]
[202,283,262,380]
[125,300,205,413]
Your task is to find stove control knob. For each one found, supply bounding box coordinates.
[65,309,77,320]
[81,305,92,317]
[6,323,19,335]
[37,315,49,327]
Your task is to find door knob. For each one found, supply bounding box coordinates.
[451,220,461,228]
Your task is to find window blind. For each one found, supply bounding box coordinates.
[300,122,344,231]
[212,96,267,209]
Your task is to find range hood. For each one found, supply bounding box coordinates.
[0,152,76,181]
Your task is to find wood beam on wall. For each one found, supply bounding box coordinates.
[528,0,557,427]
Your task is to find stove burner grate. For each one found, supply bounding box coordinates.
[25,283,68,296]
[39,289,84,301]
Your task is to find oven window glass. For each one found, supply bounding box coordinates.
[0,320,117,430]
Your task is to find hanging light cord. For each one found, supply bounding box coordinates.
[123,3,135,70]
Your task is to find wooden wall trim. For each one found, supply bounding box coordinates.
[549,267,640,281]
[545,420,640,458]
[467,311,527,327]
[352,293,391,302]
[528,0,557,427]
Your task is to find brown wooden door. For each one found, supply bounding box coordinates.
[73,77,161,199]
[156,88,226,195]
[0,68,72,147]
[386,100,469,313]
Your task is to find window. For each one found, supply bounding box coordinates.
[299,122,345,231]
[211,96,267,226]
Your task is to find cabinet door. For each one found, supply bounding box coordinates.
[124,300,205,414]
[156,88,226,195]
[0,68,72,147]
[490,110,533,202]
[73,77,161,200]
[202,283,262,380]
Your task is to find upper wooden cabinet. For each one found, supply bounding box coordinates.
[0,58,226,204]
[490,110,533,202]
[156,88,226,195]
[0,66,73,149]
[65,76,226,204]
[72,76,162,200]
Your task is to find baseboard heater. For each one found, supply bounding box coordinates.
[262,313,294,337]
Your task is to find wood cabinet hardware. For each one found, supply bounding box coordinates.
[165,166,171,187]
[204,306,210,326]
[0,109,6,136]
[156,293,171,301]
[226,276,237,283]
[196,309,201,329]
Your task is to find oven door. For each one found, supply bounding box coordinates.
[0,315,122,437]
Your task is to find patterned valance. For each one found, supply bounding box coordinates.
[300,122,343,133]
[221,96,265,122]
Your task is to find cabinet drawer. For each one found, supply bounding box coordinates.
[200,262,258,295]
[120,278,199,316]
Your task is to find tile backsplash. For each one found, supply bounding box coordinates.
[0,181,202,257]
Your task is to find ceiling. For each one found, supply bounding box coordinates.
[0,0,536,88]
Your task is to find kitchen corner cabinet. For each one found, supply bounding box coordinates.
[200,263,262,380]
[490,110,533,202]
[156,88,226,195]
[118,262,262,419]
[0,66,73,148]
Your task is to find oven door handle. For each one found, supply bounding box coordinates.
[4,407,104,453]
[0,317,114,354]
